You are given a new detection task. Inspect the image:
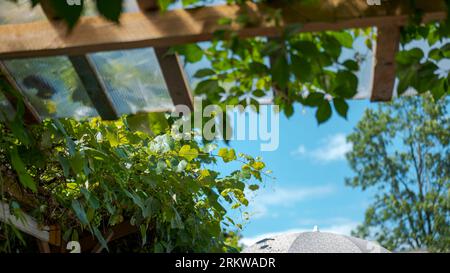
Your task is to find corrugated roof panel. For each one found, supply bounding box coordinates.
[0,0,45,24]
[3,56,98,119]
[89,48,174,116]
[0,91,15,121]
[0,0,139,25]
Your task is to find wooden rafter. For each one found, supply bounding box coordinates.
[135,1,194,111]
[371,26,401,101]
[154,47,194,110]
[0,62,42,123]
[0,0,446,59]
[68,55,120,120]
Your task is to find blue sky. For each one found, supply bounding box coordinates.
[183,35,380,245]
[210,100,377,246]
[176,4,448,245]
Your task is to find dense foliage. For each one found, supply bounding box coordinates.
[1,0,449,253]
[346,94,450,252]
[0,95,268,252]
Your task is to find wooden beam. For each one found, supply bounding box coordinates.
[0,201,49,242]
[0,0,446,59]
[370,26,401,101]
[0,62,42,123]
[68,55,119,120]
[136,0,159,12]
[0,201,61,246]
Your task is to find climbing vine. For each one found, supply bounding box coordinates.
[0,112,268,252]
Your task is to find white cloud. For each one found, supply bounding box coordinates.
[291,133,352,162]
[311,133,352,162]
[290,145,306,156]
[240,220,359,247]
[258,186,334,206]
[247,185,335,219]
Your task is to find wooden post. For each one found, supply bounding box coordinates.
[370,26,401,101]
[37,239,51,253]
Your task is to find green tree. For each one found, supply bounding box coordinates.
[346,94,450,252]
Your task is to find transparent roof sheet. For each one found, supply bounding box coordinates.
[0,0,140,25]
[0,0,45,24]
[89,48,174,116]
[0,91,15,121]
[3,56,99,119]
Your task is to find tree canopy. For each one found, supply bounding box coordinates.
[347,94,449,252]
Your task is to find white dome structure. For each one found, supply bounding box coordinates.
[242,231,390,253]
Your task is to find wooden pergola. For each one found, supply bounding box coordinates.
[0,0,447,252]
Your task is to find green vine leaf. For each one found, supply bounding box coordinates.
[9,146,37,193]
[218,148,237,163]
[316,100,332,124]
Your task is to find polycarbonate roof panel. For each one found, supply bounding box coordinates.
[89,48,174,115]
[0,91,15,121]
[83,0,140,16]
[3,56,99,119]
[0,0,139,25]
[0,0,46,24]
